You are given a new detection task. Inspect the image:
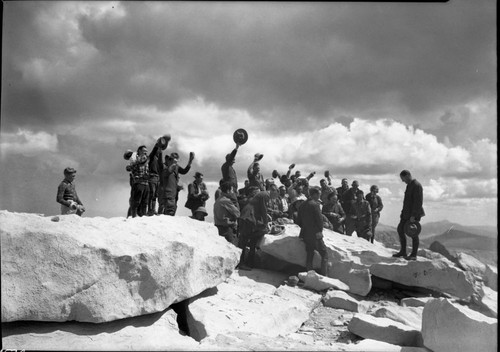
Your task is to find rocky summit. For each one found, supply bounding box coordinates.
[0,211,240,323]
[1,210,497,351]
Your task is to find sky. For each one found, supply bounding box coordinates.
[0,0,497,227]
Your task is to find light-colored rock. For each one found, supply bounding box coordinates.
[476,285,498,318]
[348,313,423,347]
[0,211,240,323]
[370,258,475,299]
[185,269,311,342]
[484,264,498,291]
[260,225,395,296]
[323,290,369,313]
[298,270,350,292]
[372,305,423,330]
[274,284,322,310]
[349,339,432,351]
[422,298,497,352]
[400,297,434,308]
[456,252,487,276]
[1,308,199,350]
[428,240,459,265]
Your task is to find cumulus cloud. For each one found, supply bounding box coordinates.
[0,129,58,158]
[425,177,497,201]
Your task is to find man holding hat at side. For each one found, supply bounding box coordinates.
[393,170,425,260]
[57,167,85,216]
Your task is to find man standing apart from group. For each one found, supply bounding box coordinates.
[366,185,383,243]
[57,167,85,216]
[297,187,329,276]
[393,170,425,260]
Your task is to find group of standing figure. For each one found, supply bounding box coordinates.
[57,131,424,276]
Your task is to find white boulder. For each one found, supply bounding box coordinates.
[484,264,497,291]
[400,297,434,308]
[185,269,312,342]
[422,298,497,352]
[348,313,423,347]
[298,270,350,292]
[372,305,423,330]
[1,308,199,350]
[370,257,475,299]
[456,252,487,276]
[0,211,240,323]
[323,290,369,313]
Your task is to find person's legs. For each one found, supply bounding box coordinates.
[138,184,149,217]
[345,217,355,236]
[247,234,263,267]
[393,218,407,257]
[148,181,158,216]
[371,213,380,243]
[316,238,329,276]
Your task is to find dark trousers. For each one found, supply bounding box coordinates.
[345,217,355,236]
[147,180,159,215]
[397,217,420,256]
[354,221,372,242]
[131,183,149,217]
[238,232,264,268]
[371,213,380,243]
[305,237,329,276]
[216,225,238,245]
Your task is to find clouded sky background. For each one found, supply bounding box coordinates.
[1,1,496,227]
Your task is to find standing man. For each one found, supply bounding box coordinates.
[247,153,265,191]
[128,145,150,217]
[186,171,209,220]
[296,187,329,276]
[57,167,85,216]
[221,143,241,194]
[159,151,194,216]
[342,180,360,236]
[393,170,425,260]
[320,178,336,205]
[214,181,241,245]
[336,178,350,205]
[366,185,384,243]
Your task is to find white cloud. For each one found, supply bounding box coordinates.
[0,129,58,158]
[425,177,497,201]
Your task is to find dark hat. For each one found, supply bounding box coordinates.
[404,220,421,238]
[254,153,264,161]
[123,150,134,160]
[170,152,179,160]
[194,206,208,217]
[158,134,171,150]
[194,171,203,178]
[233,128,248,145]
[324,170,330,178]
[64,167,77,175]
[272,170,279,178]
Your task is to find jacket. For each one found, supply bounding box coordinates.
[401,179,425,219]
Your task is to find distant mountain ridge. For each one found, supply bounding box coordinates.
[419,220,497,239]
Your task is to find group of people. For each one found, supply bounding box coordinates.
[57,132,425,275]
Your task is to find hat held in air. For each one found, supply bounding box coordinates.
[233,128,248,145]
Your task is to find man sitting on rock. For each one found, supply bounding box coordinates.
[349,190,372,241]
[296,186,329,276]
[214,181,241,245]
[322,193,346,234]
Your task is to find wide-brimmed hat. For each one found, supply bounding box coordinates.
[158,134,171,150]
[272,170,279,178]
[254,153,264,161]
[324,170,330,178]
[170,152,179,160]
[233,128,248,145]
[64,167,77,175]
[404,220,421,238]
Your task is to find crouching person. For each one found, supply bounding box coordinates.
[297,187,329,276]
[213,181,241,245]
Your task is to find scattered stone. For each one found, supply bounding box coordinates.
[0,210,240,323]
[1,308,199,350]
[298,270,350,292]
[185,269,311,342]
[456,252,487,277]
[422,298,497,352]
[370,257,475,299]
[50,216,60,222]
[400,297,434,308]
[473,285,497,318]
[349,339,432,352]
[274,284,322,310]
[372,305,423,330]
[323,290,369,313]
[348,313,424,347]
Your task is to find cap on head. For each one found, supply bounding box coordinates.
[64,167,77,175]
[170,152,179,160]
[194,171,203,178]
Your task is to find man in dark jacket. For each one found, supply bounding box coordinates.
[322,193,345,234]
[350,190,372,241]
[393,170,425,260]
[159,151,194,216]
[221,143,242,193]
[342,180,359,236]
[297,187,329,276]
